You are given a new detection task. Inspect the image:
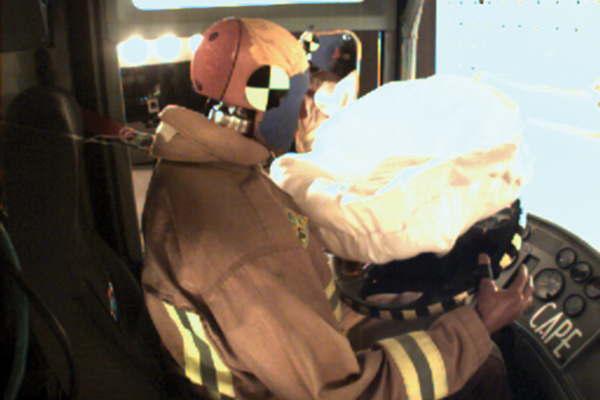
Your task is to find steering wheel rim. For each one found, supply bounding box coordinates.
[333,200,525,321]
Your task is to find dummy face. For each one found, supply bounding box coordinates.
[253,70,310,155]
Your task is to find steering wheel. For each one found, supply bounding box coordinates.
[334,200,526,321]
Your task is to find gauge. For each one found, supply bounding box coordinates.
[570,262,592,283]
[584,277,600,299]
[564,294,586,317]
[534,269,565,301]
[556,248,577,269]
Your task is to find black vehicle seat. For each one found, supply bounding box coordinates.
[2,85,200,399]
[1,225,29,400]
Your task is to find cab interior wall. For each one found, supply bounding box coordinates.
[106,0,399,41]
[101,0,405,125]
[1,0,73,118]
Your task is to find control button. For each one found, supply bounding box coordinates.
[570,262,592,283]
[556,248,577,269]
[534,269,565,301]
[564,294,586,317]
[584,277,600,299]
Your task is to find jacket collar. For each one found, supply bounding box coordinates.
[150,106,271,166]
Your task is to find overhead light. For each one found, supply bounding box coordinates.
[118,35,199,67]
[133,0,362,10]
[155,35,182,61]
[189,34,204,53]
[117,37,150,66]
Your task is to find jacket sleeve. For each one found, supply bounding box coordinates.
[169,247,494,400]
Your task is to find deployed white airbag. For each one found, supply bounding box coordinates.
[270,74,528,263]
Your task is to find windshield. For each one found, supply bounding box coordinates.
[436,1,600,251]
[132,0,363,10]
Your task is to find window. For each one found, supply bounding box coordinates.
[436,0,600,250]
[133,0,362,10]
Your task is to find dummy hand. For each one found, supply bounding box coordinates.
[475,254,534,335]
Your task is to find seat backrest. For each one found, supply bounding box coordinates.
[2,85,195,399]
[82,115,145,282]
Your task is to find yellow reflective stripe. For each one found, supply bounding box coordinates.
[325,277,342,322]
[334,301,342,322]
[409,332,448,399]
[427,303,444,316]
[187,312,235,398]
[380,332,448,400]
[453,292,468,304]
[164,303,202,385]
[402,309,418,320]
[325,278,336,298]
[208,389,237,400]
[512,233,522,251]
[379,338,422,400]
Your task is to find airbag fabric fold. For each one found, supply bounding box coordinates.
[270,74,527,263]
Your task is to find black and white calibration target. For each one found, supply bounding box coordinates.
[245,65,290,112]
[301,32,321,55]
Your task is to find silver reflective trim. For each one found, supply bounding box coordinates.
[208,103,252,135]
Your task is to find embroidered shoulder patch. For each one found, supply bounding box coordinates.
[286,209,309,248]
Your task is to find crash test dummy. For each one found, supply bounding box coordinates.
[141,17,533,400]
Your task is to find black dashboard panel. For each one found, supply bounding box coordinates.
[496,214,600,400]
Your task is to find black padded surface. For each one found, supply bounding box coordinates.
[2,86,195,399]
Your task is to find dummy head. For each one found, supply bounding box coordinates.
[191,18,309,155]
